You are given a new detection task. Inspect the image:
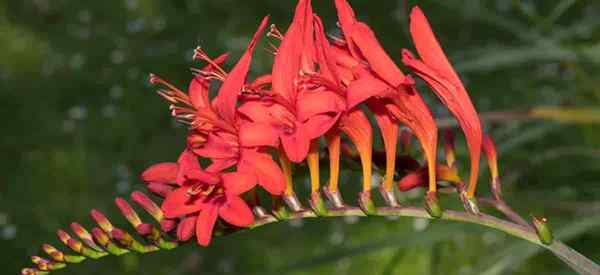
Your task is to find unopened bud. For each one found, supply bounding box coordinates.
[115,198,142,227]
[425,191,443,218]
[90,209,113,232]
[532,216,553,245]
[131,191,164,221]
[42,244,64,262]
[443,130,456,168]
[70,223,103,251]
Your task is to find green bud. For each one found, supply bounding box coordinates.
[532,216,553,245]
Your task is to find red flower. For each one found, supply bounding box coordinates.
[150,17,285,196]
[142,150,255,246]
[402,6,483,198]
[239,0,346,163]
[331,0,439,194]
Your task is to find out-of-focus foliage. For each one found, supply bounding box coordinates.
[1,0,599,274]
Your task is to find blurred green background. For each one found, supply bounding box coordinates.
[2,0,600,274]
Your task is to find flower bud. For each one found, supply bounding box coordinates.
[115,198,142,227]
[131,191,164,222]
[532,216,553,245]
[90,209,113,233]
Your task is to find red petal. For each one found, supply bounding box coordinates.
[281,128,311,163]
[402,50,481,193]
[218,195,254,227]
[301,113,340,140]
[314,15,339,84]
[347,75,390,109]
[222,171,257,195]
[333,0,360,58]
[238,100,290,125]
[409,6,463,90]
[238,150,286,195]
[196,205,218,246]
[161,187,205,218]
[141,162,178,184]
[238,122,280,148]
[350,22,406,87]
[398,167,427,192]
[176,216,196,241]
[215,16,269,124]
[272,0,312,103]
[176,149,220,185]
[296,90,345,121]
[189,53,229,109]
[147,183,175,197]
[205,159,237,173]
[192,132,239,159]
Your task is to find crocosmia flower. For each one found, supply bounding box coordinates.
[402,6,483,198]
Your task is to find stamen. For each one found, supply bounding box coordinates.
[148,74,190,102]
[193,47,228,78]
[267,24,284,41]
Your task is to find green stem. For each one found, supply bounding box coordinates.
[251,207,599,275]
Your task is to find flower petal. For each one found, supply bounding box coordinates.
[333,0,360,58]
[350,22,406,87]
[238,122,280,148]
[141,162,178,184]
[176,216,196,242]
[238,150,286,195]
[162,187,205,219]
[281,128,311,163]
[205,158,237,173]
[222,171,257,195]
[196,205,218,246]
[176,149,220,185]
[339,108,373,191]
[296,90,345,121]
[409,6,463,90]
[218,195,254,227]
[192,132,239,160]
[406,8,483,196]
[347,75,390,109]
[302,113,340,140]
[215,16,269,124]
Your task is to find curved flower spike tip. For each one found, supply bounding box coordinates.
[333,0,438,197]
[402,6,483,199]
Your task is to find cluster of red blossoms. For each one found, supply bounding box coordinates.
[142,0,492,247]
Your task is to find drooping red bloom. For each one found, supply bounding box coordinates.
[150,16,285,196]
[238,0,346,163]
[402,6,483,198]
[332,0,438,194]
[142,150,255,246]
